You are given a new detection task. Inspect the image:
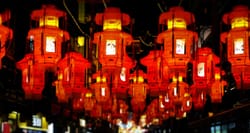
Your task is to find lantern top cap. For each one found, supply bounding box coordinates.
[95,7,131,26]
[31,4,66,20]
[104,7,121,13]
[159,6,195,25]
[222,5,249,24]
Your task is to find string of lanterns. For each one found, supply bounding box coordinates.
[0,3,248,125]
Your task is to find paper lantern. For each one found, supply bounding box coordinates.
[191,47,220,109]
[111,96,128,120]
[210,74,227,103]
[91,71,110,104]
[156,6,198,78]
[83,91,96,112]
[129,70,148,113]
[56,52,90,99]
[167,76,192,118]
[28,4,69,70]
[220,5,250,89]
[16,54,45,99]
[0,10,12,69]
[141,50,168,96]
[93,7,133,70]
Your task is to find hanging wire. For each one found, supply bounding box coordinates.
[62,0,90,38]
[157,2,164,13]
[102,0,107,8]
[178,0,183,6]
[138,36,153,47]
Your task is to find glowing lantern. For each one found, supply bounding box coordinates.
[167,75,191,118]
[111,96,128,121]
[91,71,110,104]
[55,52,90,100]
[146,96,165,123]
[210,74,227,103]
[93,7,133,70]
[83,91,96,112]
[91,104,102,118]
[0,10,12,69]
[16,54,45,99]
[156,6,198,78]
[129,70,148,113]
[28,4,69,70]
[72,96,85,111]
[220,5,250,89]
[140,50,168,96]
[191,47,220,109]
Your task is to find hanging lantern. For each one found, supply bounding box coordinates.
[28,4,70,70]
[72,96,85,111]
[191,47,220,109]
[156,6,198,78]
[108,65,132,98]
[90,104,102,118]
[167,75,191,119]
[91,71,110,104]
[93,7,133,70]
[210,74,227,103]
[16,54,45,99]
[0,10,12,69]
[220,5,250,89]
[111,96,128,121]
[129,70,148,113]
[146,96,165,123]
[141,50,168,96]
[82,91,96,112]
[56,52,90,99]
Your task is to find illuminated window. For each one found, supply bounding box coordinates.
[176,39,185,54]
[197,62,205,77]
[231,17,248,29]
[106,40,116,55]
[103,19,122,30]
[46,36,56,52]
[101,87,105,96]
[174,87,177,96]
[120,67,126,81]
[167,18,187,29]
[234,38,244,54]
[39,16,59,27]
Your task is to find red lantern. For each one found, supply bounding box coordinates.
[167,75,192,118]
[105,65,132,98]
[111,96,128,120]
[72,96,85,111]
[129,70,148,113]
[83,91,96,112]
[141,50,168,96]
[91,104,102,118]
[221,5,250,89]
[93,7,133,70]
[91,71,110,104]
[28,4,70,70]
[16,54,45,99]
[156,6,198,78]
[146,97,165,123]
[0,10,12,69]
[55,52,90,99]
[210,74,227,103]
[191,47,220,109]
